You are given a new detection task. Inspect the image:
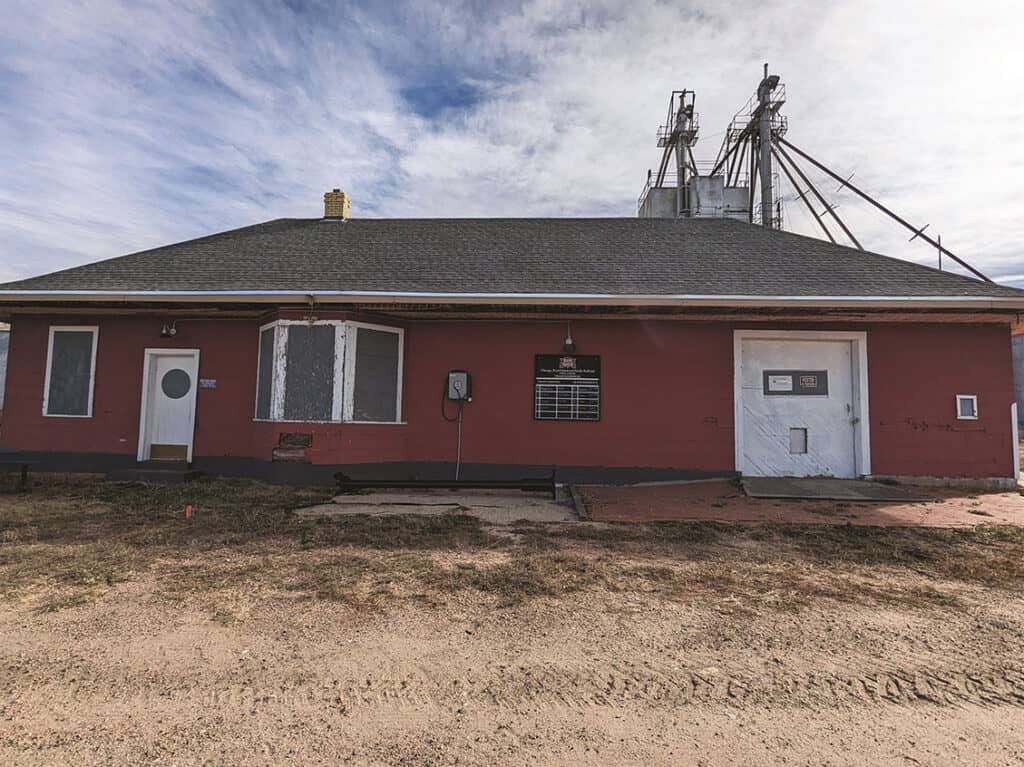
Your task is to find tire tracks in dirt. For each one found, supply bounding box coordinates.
[4,658,1023,713]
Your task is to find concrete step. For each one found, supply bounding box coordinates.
[106,464,203,484]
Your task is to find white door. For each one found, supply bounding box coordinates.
[138,350,200,462]
[739,339,857,478]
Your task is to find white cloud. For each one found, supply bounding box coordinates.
[0,0,1021,284]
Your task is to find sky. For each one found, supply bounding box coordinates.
[0,0,1022,286]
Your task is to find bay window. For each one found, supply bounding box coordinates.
[255,320,403,423]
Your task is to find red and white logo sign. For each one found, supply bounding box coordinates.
[559,357,577,370]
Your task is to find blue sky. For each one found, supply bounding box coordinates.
[0,0,1021,285]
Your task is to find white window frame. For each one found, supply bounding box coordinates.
[955,394,978,420]
[42,325,99,418]
[343,320,405,424]
[254,319,404,424]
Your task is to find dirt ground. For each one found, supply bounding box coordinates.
[582,478,1024,527]
[2,475,1024,766]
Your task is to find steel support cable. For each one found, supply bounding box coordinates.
[777,138,991,282]
[749,149,759,224]
[711,134,745,177]
[770,143,835,243]
[773,140,862,248]
[729,139,747,187]
[655,144,673,187]
[770,137,868,245]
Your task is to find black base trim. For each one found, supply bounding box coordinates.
[1,451,737,487]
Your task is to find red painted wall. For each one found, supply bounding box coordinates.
[0,314,1015,478]
[867,323,1015,478]
[0,316,269,460]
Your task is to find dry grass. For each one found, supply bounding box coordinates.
[2,473,1024,615]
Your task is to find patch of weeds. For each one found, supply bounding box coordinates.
[546,520,728,549]
[3,474,1024,615]
[36,591,96,613]
[160,558,270,599]
[504,525,561,551]
[284,553,384,603]
[0,542,140,612]
[618,563,677,582]
[211,608,237,626]
[670,561,965,613]
[426,553,605,604]
[773,524,1024,587]
[298,513,494,551]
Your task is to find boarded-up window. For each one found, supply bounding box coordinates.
[45,328,97,416]
[253,321,403,424]
[352,327,400,422]
[255,327,275,419]
[282,325,335,421]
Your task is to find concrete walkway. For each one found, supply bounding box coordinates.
[294,480,1024,530]
[295,488,578,525]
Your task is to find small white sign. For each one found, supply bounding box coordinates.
[767,375,793,392]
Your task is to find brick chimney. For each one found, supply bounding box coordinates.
[323,188,350,219]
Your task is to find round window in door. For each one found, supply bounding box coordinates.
[161,368,192,399]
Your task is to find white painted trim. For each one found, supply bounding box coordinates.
[331,324,346,422]
[254,325,269,419]
[136,348,201,462]
[42,325,99,417]
[1012,403,1020,482]
[2,289,1023,309]
[342,325,356,422]
[955,394,979,420]
[272,324,288,420]
[733,329,871,478]
[259,319,349,422]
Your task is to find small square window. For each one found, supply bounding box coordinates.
[789,427,808,454]
[955,395,978,420]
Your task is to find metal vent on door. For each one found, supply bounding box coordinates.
[789,428,808,454]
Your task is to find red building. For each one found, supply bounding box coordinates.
[1,191,1022,487]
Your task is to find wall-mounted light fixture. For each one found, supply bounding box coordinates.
[303,294,319,325]
[563,320,576,354]
[160,320,178,338]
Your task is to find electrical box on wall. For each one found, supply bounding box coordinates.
[447,370,472,401]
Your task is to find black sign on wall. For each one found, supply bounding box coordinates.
[534,354,601,421]
[763,369,829,396]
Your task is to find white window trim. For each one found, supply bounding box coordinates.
[955,394,979,420]
[254,323,278,421]
[343,320,405,424]
[255,319,404,424]
[42,325,99,418]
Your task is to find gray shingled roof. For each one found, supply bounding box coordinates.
[1,216,1020,299]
